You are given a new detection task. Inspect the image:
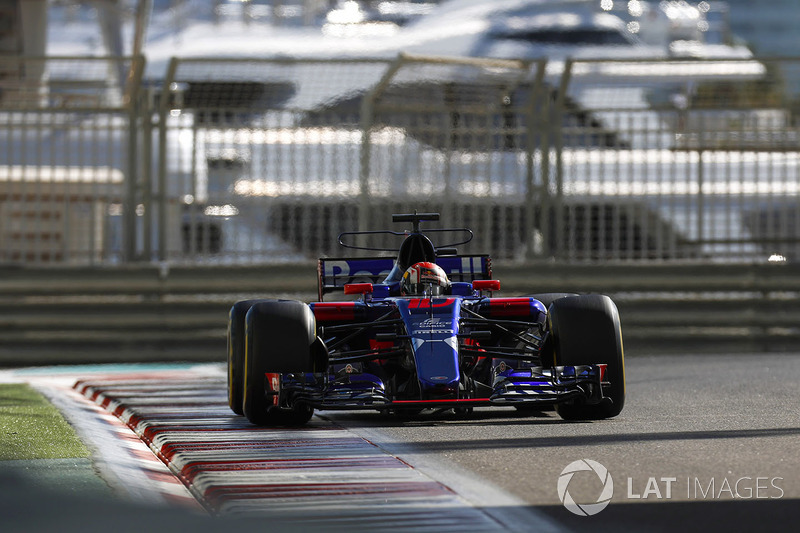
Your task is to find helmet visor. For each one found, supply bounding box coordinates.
[403,282,446,296]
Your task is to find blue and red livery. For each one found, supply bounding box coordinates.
[228,212,626,425]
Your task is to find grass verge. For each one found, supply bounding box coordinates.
[0,383,90,460]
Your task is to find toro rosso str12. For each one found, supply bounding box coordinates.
[228,212,625,425]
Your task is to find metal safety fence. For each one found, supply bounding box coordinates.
[0,55,146,264]
[1,54,799,266]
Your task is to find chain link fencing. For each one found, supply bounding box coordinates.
[0,55,145,264]
[554,57,800,262]
[1,54,799,265]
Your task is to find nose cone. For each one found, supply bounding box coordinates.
[397,297,462,396]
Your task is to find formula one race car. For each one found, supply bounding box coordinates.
[227,212,625,426]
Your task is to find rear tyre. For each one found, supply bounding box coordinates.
[227,299,267,415]
[548,295,625,421]
[243,300,318,426]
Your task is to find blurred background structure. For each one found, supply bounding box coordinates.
[1,0,799,361]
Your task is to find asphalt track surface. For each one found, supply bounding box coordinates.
[326,352,800,531]
[2,352,799,532]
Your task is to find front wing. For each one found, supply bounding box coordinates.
[278,364,608,411]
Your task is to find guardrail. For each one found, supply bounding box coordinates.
[2,262,797,365]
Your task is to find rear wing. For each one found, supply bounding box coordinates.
[318,255,492,301]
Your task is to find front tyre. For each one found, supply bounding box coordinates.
[526,292,578,310]
[242,300,318,426]
[548,295,625,420]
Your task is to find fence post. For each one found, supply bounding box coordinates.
[123,73,137,262]
[141,83,154,261]
[156,58,180,262]
[552,59,573,261]
[697,147,705,258]
[359,55,404,235]
[525,59,547,259]
[124,55,145,262]
[358,88,374,238]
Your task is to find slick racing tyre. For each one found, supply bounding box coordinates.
[242,300,318,426]
[227,299,269,415]
[526,293,579,310]
[547,294,625,420]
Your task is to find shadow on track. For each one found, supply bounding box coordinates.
[319,408,800,453]
[537,498,799,532]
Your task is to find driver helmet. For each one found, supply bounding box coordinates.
[401,262,451,296]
